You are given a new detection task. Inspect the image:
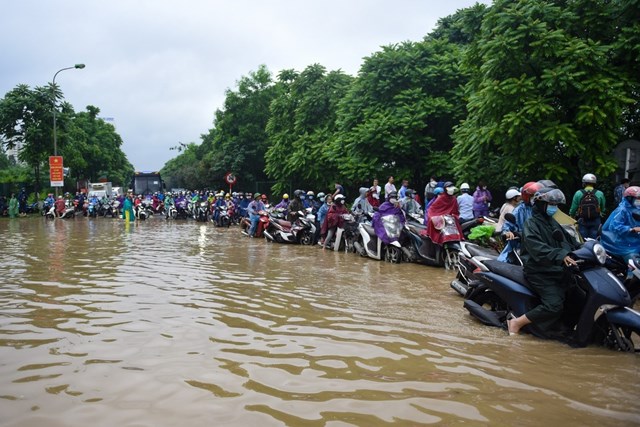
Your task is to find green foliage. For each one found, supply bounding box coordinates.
[452,0,635,188]
[265,65,354,194]
[332,37,469,186]
[64,105,134,185]
[163,65,276,191]
[0,84,134,190]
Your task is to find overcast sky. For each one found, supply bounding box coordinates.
[1,0,486,171]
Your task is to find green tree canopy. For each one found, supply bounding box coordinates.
[452,0,635,188]
[332,37,469,186]
[265,65,354,194]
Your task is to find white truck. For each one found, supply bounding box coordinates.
[88,182,113,199]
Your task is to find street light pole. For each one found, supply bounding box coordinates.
[52,63,85,197]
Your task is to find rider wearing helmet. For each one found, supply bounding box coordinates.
[507,187,580,336]
[275,193,290,211]
[456,183,474,223]
[498,181,543,263]
[600,186,640,265]
[495,188,521,233]
[569,173,606,240]
[401,189,422,216]
[425,183,462,246]
[304,190,315,209]
[288,190,305,222]
[321,194,349,249]
[351,187,373,217]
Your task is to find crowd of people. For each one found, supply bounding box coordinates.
[2,172,639,341]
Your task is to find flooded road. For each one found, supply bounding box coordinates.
[0,218,638,426]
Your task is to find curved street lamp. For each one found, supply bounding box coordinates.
[52,64,85,195]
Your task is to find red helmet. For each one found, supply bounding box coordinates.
[521,181,542,204]
[623,186,640,199]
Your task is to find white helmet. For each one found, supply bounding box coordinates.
[460,183,470,191]
[582,173,597,184]
[505,189,521,200]
[334,194,346,203]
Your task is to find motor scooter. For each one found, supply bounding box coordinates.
[214,205,231,227]
[59,201,76,219]
[325,213,358,252]
[451,213,521,296]
[353,212,407,263]
[404,214,462,269]
[44,204,56,219]
[166,203,178,220]
[176,200,189,219]
[464,239,640,351]
[264,210,316,245]
[241,210,270,237]
[195,201,209,222]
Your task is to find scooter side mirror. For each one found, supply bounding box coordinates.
[552,229,564,242]
[504,213,517,224]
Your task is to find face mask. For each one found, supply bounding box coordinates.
[634,200,640,208]
[446,187,455,195]
[546,205,558,217]
[300,195,305,200]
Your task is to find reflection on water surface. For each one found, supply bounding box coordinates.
[0,218,638,426]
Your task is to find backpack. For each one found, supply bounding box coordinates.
[577,190,600,220]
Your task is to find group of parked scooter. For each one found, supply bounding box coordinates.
[242,186,639,353]
[37,183,640,353]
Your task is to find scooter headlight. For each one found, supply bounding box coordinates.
[592,243,607,265]
[382,215,402,239]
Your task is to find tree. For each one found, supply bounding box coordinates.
[265,65,354,194]
[0,84,58,192]
[64,105,134,185]
[451,0,634,188]
[332,37,469,187]
[200,65,276,190]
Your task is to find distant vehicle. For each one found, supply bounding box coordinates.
[131,171,164,195]
[88,182,113,199]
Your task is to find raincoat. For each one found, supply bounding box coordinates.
[372,201,405,244]
[600,198,640,259]
[423,194,462,245]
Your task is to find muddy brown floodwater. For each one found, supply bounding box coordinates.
[0,218,638,426]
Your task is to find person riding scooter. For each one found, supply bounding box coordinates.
[288,190,305,222]
[372,191,405,245]
[507,187,580,335]
[600,185,640,265]
[424,182,462,246]
[321,194,349,249]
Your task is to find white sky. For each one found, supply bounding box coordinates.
[0,0,487,171]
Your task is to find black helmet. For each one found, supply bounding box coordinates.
[537,179,558,189]
[405,189,414,198]
[293,189,304,198]
[532,187,566,205]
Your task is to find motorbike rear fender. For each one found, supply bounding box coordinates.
[390,241,401,248]
[477,271,538,316]
[605,307,640,332]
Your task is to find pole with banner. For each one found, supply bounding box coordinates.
[49,156,64,187]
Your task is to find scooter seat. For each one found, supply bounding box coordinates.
[276,219,292,229]
[466,244,499,259]
[362,223,376,237]
[483,260,528,287]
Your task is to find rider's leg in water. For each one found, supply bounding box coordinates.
[509,273,567,335]
[324,227,336,250]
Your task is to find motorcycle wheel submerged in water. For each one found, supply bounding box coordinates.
[463,240,640,352]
